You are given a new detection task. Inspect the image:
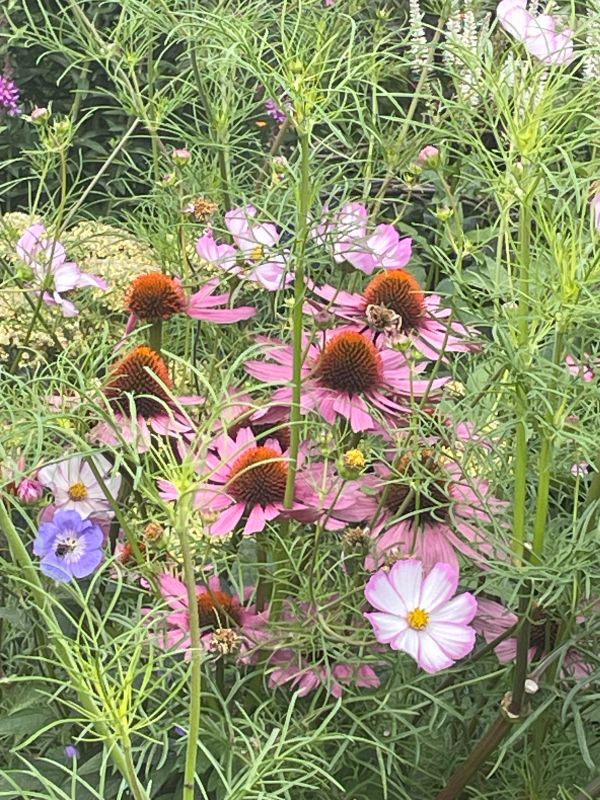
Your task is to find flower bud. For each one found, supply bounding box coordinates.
[30,106,50,124]
[16,477,44,504]
[172,147,192,166]
[435,206,454,222]
[417,145,440,167]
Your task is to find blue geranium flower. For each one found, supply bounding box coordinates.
[33,509,104,582]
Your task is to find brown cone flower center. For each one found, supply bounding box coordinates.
[105,345,173,419]
[197,590,242,630]
[363,270,426,333]
[383,449,451,523]
[125,273,186,322]
[227,446,288,507]
[315,331,383,395]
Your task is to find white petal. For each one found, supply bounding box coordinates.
[365,570,405,614]
[430,593,477,626]
[419,562,458,612]
[390,627,420,660]
[366,612,407,643]
[426,622,476,662]
[416,632,455,673]
[388,559,423,612]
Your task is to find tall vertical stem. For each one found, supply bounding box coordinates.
[176,493,202,800]
[283,127,311,508]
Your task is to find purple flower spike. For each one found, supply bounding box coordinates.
[33,509,104,582]
[0,74,21,117]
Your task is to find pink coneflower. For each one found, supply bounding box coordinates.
[312,203,412,275]
[0,74,21,117]
[246,329,447,433]
[365,560,477,673]
[37,454,121,519]
[123,272,255,335]
[196,206,291,291]
[474,598,592,679]
[16,223,107,317]
[91,346,200,451]
[190,427,317,536]
[306,270,478,359]
[268,599,380,697]
[151,573,268,662]
[365,449,505,573]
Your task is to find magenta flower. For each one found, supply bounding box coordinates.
[365,560,477,674]
[264,97,288,124]
[497,0,574,65]
[474,598,592,679]
[312,203,412,275]
[306,270,478,359]
[268,599,380,697]
[0,74,21,117]
[246,328,447,433]
[149,572,268,662]
[123,272,255,337]
[364,450,505,573]
[300,457,378,530]
[90,346,201,452]
[16,224,107,317]
[187,427,317,536]
[196,207,291,291]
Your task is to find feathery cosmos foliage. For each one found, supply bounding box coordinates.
[1,1,600,799]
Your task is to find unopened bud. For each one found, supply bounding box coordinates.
[172,147,192,166]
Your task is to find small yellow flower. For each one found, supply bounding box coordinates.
[343,449,367,471]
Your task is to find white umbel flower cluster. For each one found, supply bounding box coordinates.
[583,3,600,82]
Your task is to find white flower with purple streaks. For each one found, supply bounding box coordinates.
[33,509,104,582]
[312,202,412,275]
[196,206,292,291]
[365,559,477,673]
[16,224,107,317]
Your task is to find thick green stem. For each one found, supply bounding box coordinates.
[283,127,311,509]
[176,493,202,800]
[149,320,163,353]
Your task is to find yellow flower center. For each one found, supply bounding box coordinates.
[68,482,89,501]
[343,449,366,470]
[407,608,430,630]
[250,245,264,263]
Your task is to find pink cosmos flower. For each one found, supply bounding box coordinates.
[565,353,599,382]
[497,0,575,65]
[16,223,107,317]
[150,573,268,662]
[305,270,478,359]
[90,346,201,452]
[196,206,292,291]
[312,203,412,275]
[180,427,318,537]
[474,598,592,679]
[365,560,477,673]
[37,454,121,519]
[300,458,378,531]
[268,599,380,697]
[246,328,448,433]
[364,450,506,573]
[123,272,255,337]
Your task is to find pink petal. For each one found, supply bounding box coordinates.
[419,562,459,612]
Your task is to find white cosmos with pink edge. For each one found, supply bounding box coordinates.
[365,559,477,674]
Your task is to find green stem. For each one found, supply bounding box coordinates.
[176,492,202,800]
[255,539,268,613]
[283,127,311,509]
[149,320,163,353]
